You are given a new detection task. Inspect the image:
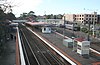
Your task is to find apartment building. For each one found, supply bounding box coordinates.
[97,15,100,23]
[63,14,75,22]
[63,12,98,24]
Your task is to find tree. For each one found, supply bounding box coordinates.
[19,13,28,19]
[46,15,51,19]
[56,14,63,19]
[0,9,6,21]
[19,11,37,20]
[28,11,34,16]
[45,14,63,19]
[54,15,57,19]
[6,13,16,21]
[27,11,37,21]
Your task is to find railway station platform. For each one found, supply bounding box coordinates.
[0,27,22,65]
[27,27,100,65]
[0,39,16,65]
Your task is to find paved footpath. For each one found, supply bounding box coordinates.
[0,40,16,65]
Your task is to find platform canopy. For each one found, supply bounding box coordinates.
[9,23,18,27]
[26,22,55,27]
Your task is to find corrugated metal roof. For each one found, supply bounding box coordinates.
[74,38,85,42]
[26,22,47,25]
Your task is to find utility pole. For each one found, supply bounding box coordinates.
[44,11,46,22]
[73,23,75,37]
[92,20,95,37]
[63,13,65,39]
[88,20,90,41]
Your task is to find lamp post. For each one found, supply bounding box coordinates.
[72,37,75,51]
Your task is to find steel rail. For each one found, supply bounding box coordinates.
[20,30,30,65]
[22,26,67,65]
[19,27,40,65]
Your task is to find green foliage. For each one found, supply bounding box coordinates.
[0,21,10,44]
[81,28,88,33]
[46,15,51,19]
[19,11,37,20]
[0,8,15,44]
[81,27,97,36]
[28,11,34,16]
[0,9,6,21]
[46,14,63,19]
[6,13,16,21]
[88,30,96,35]
[0,9,16,21]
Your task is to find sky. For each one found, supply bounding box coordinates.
[1,0,100,17]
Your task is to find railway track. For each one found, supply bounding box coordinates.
[20,28,40,65]
[19,25,67,65]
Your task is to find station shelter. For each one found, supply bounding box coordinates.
[63,37,90,56]
[42,26,51,33]
[63,38,73,48]
[26,22,52,33]
[74,38,90,55]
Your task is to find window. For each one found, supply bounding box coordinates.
[44,28,46,31]
[89,18,91,20]
[77,45,81,50]
[86,18,88,20]
[49,28,51,31]
[86,15,88,17]
[95,15,97,17]
[84,45,90,48]
[89,15,91,17]
[92,18,94,21]
[83,45,90,49]
[92,15,94,17]
[77,15,79,17]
